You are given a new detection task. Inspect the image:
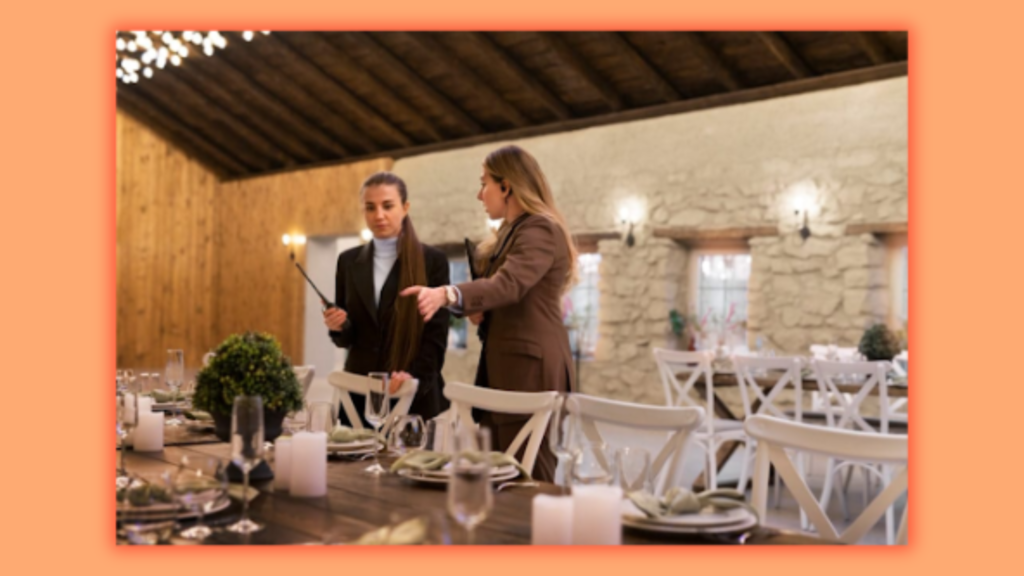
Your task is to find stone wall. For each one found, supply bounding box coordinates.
[393,77,907,406]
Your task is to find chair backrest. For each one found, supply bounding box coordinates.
[892,351,909,377]
[809,345,860,362]
[732,355,803,421]
[326,370,419,438]
[653,348,720,435]
[442,382,558,476]
[745,415,908,544]
[812,360,891,433]
[565,393,705,494]
[293,365,315,398]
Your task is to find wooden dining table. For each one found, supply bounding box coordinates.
[116,436,832,546]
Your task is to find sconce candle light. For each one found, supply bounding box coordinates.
[617,200,643,248]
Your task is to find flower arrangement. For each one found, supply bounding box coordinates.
[192,331,304,416]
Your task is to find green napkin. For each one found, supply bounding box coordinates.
[145,389,192,403]
[388,450,531,480]
[183,410,212,421]
[353,517,428,545]
[329,423,381,444]
[116,483,174,507]
[227,483,260,503]
[627,487,754,520]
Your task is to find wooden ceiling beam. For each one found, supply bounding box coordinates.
[397,32,530,128]
[117,87,246,177]
[756,32,812,79]
[461,32,572,120]
[236,32,415,149]
[853,32,893,65]
[610,32,681,103]
[539,33,624,112]
[334,32,485,137]
[216,37,379,155]
[129,71,283,172]
[680,32,743,91]
[278,32,445,143]
[182,47,350,159]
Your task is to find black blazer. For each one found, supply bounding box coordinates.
[328,241,450,425]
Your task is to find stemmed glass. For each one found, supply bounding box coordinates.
[364,372,391,475]
[307,401,336,434]
[165,349,185,426]
[614,447,653,493]
[548,393,579,491]
[447,427,493,544]
[571,439,614,486]
[116,375,139,479]
[226,395,265,534]
[390,415,426,454]
[174,455,227,540]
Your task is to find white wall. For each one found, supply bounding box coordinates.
[301,236,361,381]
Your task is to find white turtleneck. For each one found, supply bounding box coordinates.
[372,236,399,307]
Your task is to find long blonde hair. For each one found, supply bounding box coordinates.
[476,145,578,292]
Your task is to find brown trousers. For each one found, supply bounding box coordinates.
[479,412,556,483]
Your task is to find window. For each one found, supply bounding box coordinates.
[448,259,470,349]
[689,251,751,349]
[564,253,601,359]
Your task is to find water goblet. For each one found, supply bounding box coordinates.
[447,427,493,544]
[226,395,265,534]
[364,373,391,475]
[174,455,227,540]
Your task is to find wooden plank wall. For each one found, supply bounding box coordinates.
[117,109,391,369]
[214,158,390,363]
[116,111,219,370]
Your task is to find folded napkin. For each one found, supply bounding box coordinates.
[145,389,192,403]
[388,450,531,480]
[183,410,212,421]
[329,423,381,444]
[353,517,428,545]
[116,483,174,507]
[627,487,756,521]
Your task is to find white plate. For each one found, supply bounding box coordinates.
[621,500,757,531]
[327,439,380,454]
[396,467,520,485]
[416,463,517,479]
[117,496,231,521]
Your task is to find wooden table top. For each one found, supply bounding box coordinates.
[118,443,834,546]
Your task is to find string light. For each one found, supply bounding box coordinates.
[116,30,271,84]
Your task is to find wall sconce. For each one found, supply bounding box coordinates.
[617,201,642,248]
[794,208,811,241]
[360,228,373,243]
[789,182,817,242]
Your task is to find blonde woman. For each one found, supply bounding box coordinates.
[402,145,577,482]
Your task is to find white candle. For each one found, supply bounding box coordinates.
[273,437,292,491]
[532,495,573,545]
[133,411,164,452]
[571,485,623,545]
[137,396,155,413]
[289,432,327,497]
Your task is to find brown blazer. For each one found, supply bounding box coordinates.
[457,214,576,407]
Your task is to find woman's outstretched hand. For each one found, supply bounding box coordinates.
[323,307,349,331]
[399,286,447,322]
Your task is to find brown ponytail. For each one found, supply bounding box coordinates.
[359,171,428,373]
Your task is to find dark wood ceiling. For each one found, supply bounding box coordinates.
[115,32,908,180]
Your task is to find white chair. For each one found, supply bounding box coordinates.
[293,365,315,398]
[653,348,743,490]
[564,393,704,495]
[442,382,558,477]
[731,355,806,507]
[813,359,899,543]
[745,415,908,545]
[808,345,860,413]
[326,370,419,438]
[889,351,908,420]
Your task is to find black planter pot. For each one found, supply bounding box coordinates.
[210,408,288,483]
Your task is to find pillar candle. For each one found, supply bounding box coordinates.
[133,411,164,452]
[532,494,574,545]
[289,432,327,497]
[571,485,623,545]
[273,437,292,491]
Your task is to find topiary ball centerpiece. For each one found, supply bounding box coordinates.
[193,331,304,444]
[857,323,902,361]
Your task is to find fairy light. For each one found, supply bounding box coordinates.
[117,30,271,84]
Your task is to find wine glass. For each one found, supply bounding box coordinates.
[614,447,653,494]
[447,427,493,544]
[226,395,265,534]
[116,378,140,478]
[390,415,426,454]
[308,401,335,435]
[165,349,185,426]
[571,439,614,486]
[364,372,391,475]
[548,393,579,490]
[174,455,227,540]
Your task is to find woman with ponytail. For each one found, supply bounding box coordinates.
[402,145,577,482]
[323,171,450,425]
